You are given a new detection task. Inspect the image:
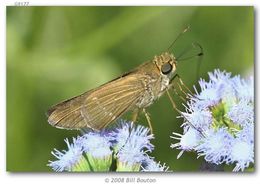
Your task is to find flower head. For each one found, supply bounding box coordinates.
[171,128,201,159]
[80,132,112,158]
[227,98,254,127]
[110,121,154,152]
[195,128,233,164]
[48,138,84,172]
[111,121,154,171]
[230,140,254,171]
[141,157,169,172]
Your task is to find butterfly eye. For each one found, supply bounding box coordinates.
[161,63,172,75]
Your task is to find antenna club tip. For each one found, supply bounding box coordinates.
[183,25,190,33]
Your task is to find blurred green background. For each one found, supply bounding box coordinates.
[7,6,254,171]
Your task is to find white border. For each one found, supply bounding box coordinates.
[1,1,258,186]
[2,0,256,6]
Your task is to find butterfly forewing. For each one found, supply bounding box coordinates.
[47,73,149,130]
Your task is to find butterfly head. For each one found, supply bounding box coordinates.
[154,52,177,79]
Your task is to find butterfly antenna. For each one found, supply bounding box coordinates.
[167,26,190,52]
[176,42,203,61]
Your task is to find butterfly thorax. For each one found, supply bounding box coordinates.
[134,58,173,109]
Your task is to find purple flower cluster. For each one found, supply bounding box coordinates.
[48,138,83,172]
[48,120,168,172]
[171,69,254,171]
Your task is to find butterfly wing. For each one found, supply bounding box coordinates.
[47,73,150,130]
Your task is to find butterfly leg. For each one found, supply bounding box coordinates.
[143,108,153,134]
[174,74,193,95]
[169,74,193,101]
[132,108,139,123]
[166,88,205,137]
[166,89,182,114]
[172,83,187,102]
[168,74,194,114]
